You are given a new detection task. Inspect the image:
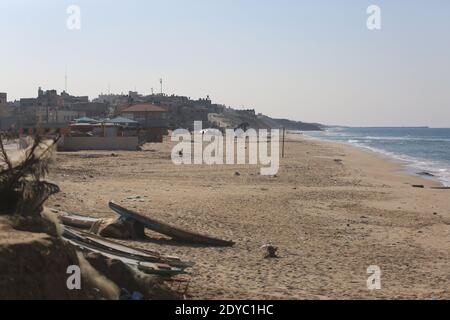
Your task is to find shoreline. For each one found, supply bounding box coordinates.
[299,132,446,187]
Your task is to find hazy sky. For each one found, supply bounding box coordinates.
[1,0,449,127]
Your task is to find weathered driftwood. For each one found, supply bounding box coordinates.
[109,201,235,247]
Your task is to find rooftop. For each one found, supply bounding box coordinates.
[107,116,138,124]
[73,117,99,124]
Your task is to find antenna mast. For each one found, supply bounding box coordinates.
[64,65,68,92]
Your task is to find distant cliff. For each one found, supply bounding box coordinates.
[257,115,323,131]
[208,110,322,131]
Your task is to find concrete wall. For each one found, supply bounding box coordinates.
[59,136,139,151]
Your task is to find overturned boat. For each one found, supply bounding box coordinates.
[109,201,234,247]
[62,227,186,276]
[62,227,193,270]
[51,208,101,229]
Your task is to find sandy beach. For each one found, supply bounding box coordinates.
[46,134,450,299]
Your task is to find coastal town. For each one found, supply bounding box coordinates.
[0,88,321,151]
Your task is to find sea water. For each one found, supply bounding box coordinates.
[305,127,450,187]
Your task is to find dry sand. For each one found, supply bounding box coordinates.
[47,134,450,299]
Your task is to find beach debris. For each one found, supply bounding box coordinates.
[261,244,279,259]
[90,218,146,240]
[83,252,181,299]
[119,288,144,300]
[63,228,187,276]
[334,159,343,163]
[52,208,101,229]
[431,187,450,190]
[63,227,194,269]
[119,288,132,300]
[125,195,149,202]
[234,171,241,176]
[124,195,149,203]
[412,185,425,188]
[109,201,235,247]
[417,171,435,177]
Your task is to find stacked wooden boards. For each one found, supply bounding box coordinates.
[62,227,192,276]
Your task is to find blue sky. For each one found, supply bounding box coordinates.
[1,0,449,127]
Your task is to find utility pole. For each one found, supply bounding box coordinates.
[64,65,68,92]
[160,78,163,95]
[282,127,286,158]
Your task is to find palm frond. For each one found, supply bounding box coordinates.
[0,134,61,216]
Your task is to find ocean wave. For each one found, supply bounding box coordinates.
[348,142,450,186]
[306,131,450,187]
[361,136,450,142]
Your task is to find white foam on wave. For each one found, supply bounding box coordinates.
[362,136,450,142]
